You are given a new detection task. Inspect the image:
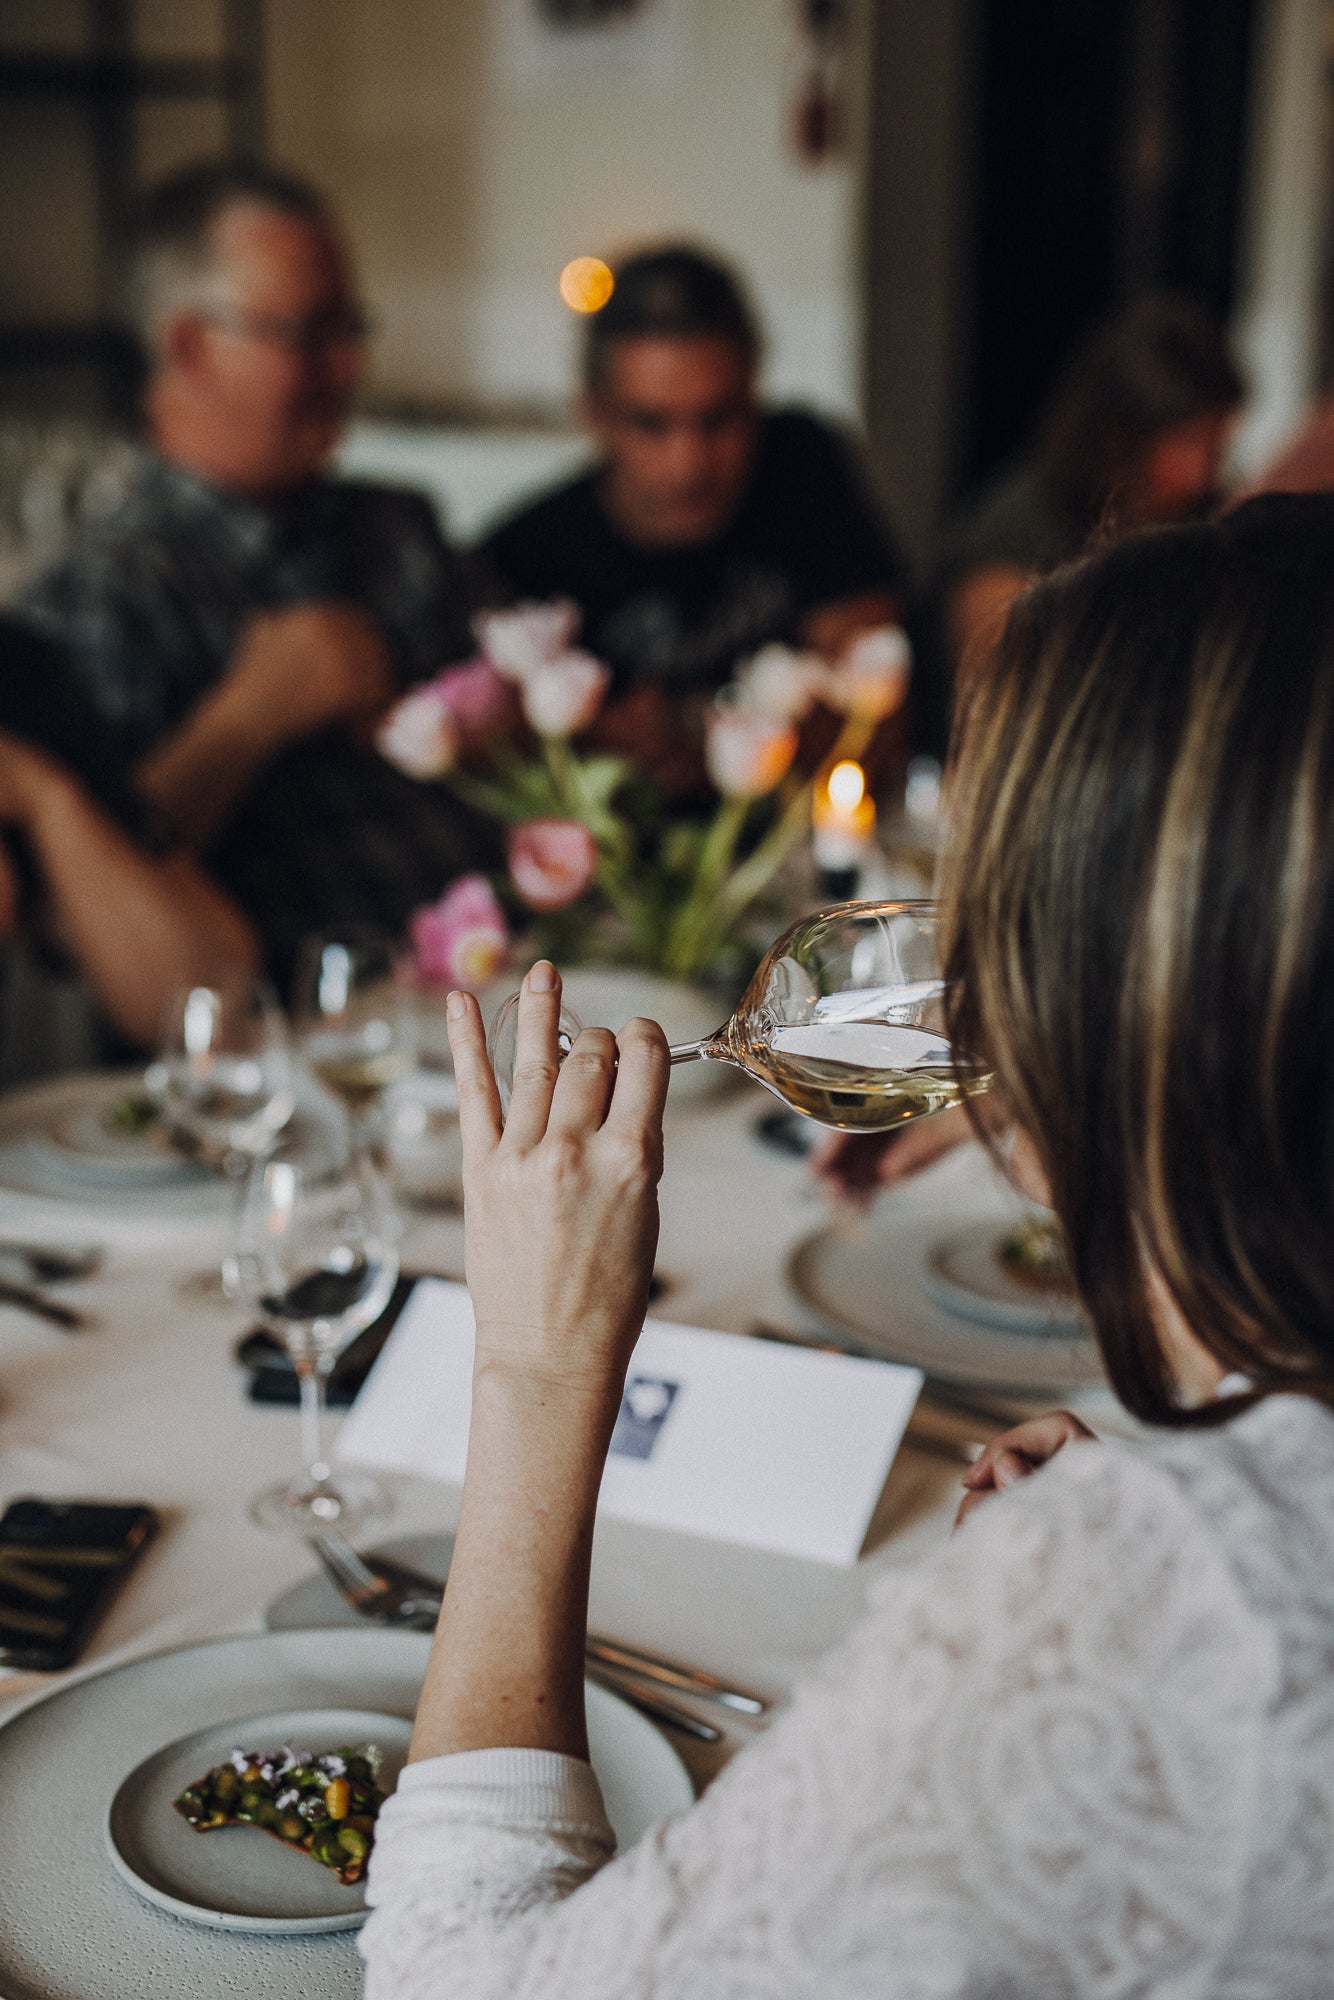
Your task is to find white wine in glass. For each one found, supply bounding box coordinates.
[294,931,416,1143]
[489,901,991,1132]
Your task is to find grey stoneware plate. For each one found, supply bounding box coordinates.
[0,1623,691,2000]
[918,1221,1090,1337]
[104,1704,414,1934]
[787,1220,1103,1394]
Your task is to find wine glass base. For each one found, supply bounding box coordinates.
[248,1469,393,1536]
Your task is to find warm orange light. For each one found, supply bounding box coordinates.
[826,760,866,812]
[559,256,615,314]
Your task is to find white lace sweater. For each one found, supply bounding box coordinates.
[360,1396,1334,1998]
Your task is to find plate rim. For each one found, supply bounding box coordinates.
[786,1223,1103,1393]
[103,1702,414,1935]
[920,1219,1089,1335]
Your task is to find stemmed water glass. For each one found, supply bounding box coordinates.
[231,1141,400,1532]
[293,930,416,1158]
[489,901,992,1132]
[149,977,296,1299]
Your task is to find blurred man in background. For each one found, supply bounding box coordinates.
[21,158,493,992]
[482,245,909,773]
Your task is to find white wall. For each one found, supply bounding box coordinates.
[266,0,865,419]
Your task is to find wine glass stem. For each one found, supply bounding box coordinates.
[667,1039,710,1064]
[295,1356,331,1485]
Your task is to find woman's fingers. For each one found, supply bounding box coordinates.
[445,989,502,1156]
[502,962,564,1152]
[605,1018,671,1140]
[547,1026,618,1137]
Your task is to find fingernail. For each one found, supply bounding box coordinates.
[446,990,467,1020]
[527,960,557,992]
[995,1460,1020,1489]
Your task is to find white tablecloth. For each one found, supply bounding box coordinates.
[0,1071,1123,1781]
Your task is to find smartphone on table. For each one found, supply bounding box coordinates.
[0,1498,158,1672]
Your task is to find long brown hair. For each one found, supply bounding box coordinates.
[940,494,1334,1425]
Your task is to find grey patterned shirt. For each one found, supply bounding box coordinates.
[21,452,499,991]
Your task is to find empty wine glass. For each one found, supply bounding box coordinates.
[232,1143,400,1533]
[149,977,296,1300]
[294,930,416,1157]
[489,901,992,1132]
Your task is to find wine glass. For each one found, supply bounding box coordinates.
[149,977,296,1300]
[231,1142,400,1533]
[489,901,992,1132]
[293,930,417,1156]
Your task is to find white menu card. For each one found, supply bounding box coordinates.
[336,1279,923,1565]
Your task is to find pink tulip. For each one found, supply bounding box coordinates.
[507,818,599,913]
[735,643,826,722]
[520,651,610,738]
[705,705,799,799]
[432,658,515,744]
[475,600,580,681]
[376,686,460,780]
[824,626,912,722]
[410,875,509,993]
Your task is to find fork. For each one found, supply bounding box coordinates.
[309,1533,728,1742]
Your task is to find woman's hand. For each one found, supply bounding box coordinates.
[446,960,670,1404]
[954,1410,1097,1527]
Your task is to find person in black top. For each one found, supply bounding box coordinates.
[481,246,908,773]
[0,615,256,1073]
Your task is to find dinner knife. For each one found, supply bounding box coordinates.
[0,1277,95,1333]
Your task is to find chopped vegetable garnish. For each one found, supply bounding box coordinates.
[173,1742,387,1885]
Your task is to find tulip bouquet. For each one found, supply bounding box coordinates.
[378,602,909,985]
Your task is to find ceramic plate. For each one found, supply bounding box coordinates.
[0,1072,219,1208]
[788,1216,1103,1394]
[919,1221,1088,1336]
[0,1624,692,2000]
[105,1706,413,1934]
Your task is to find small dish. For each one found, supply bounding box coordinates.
[105,1706,412,1934]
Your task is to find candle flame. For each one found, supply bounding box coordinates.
[826,760,866,811]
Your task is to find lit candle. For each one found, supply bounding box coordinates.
[813,759,876,884]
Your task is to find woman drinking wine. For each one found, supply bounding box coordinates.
[362,494,1334,1998]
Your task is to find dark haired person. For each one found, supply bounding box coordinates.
[927,295,1243,750]
[481,245,909,702]
[361,495,1334,1997]
[0,616,255,1080]
[21,157,494,992]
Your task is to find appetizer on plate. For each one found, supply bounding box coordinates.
[994,1216,1074,1294]
[173,1742,386,1885]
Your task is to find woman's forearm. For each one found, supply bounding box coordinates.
[409,1361,622,1764]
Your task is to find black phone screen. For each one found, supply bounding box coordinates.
[0,1498,158,1671]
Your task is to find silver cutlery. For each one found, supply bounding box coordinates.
[0,1277,97,1333]
[310,1531,750,1739]
[0,1239,103,1284]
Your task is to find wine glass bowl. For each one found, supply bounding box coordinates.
[698,901,984,1131]
[294,931,416,1137]
[488,902,991,1133]
[232,1144,400,1533]
[151,978,295,1167]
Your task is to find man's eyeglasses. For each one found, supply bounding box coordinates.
[200,304,375,354]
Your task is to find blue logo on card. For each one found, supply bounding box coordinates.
[609,1375,680,1460]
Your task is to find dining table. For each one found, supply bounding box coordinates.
[0,1060,1131,1997]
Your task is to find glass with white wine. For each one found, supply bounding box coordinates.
[489,901,992,1131]
[294,930,416,1152]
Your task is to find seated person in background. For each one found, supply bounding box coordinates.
[0,615,255,1081]
[927,295,1243,753]
[361,496,1334,1997]
[21,158,494,994]
[481,244,909,777]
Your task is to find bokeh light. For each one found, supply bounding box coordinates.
[559,256,615,315]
